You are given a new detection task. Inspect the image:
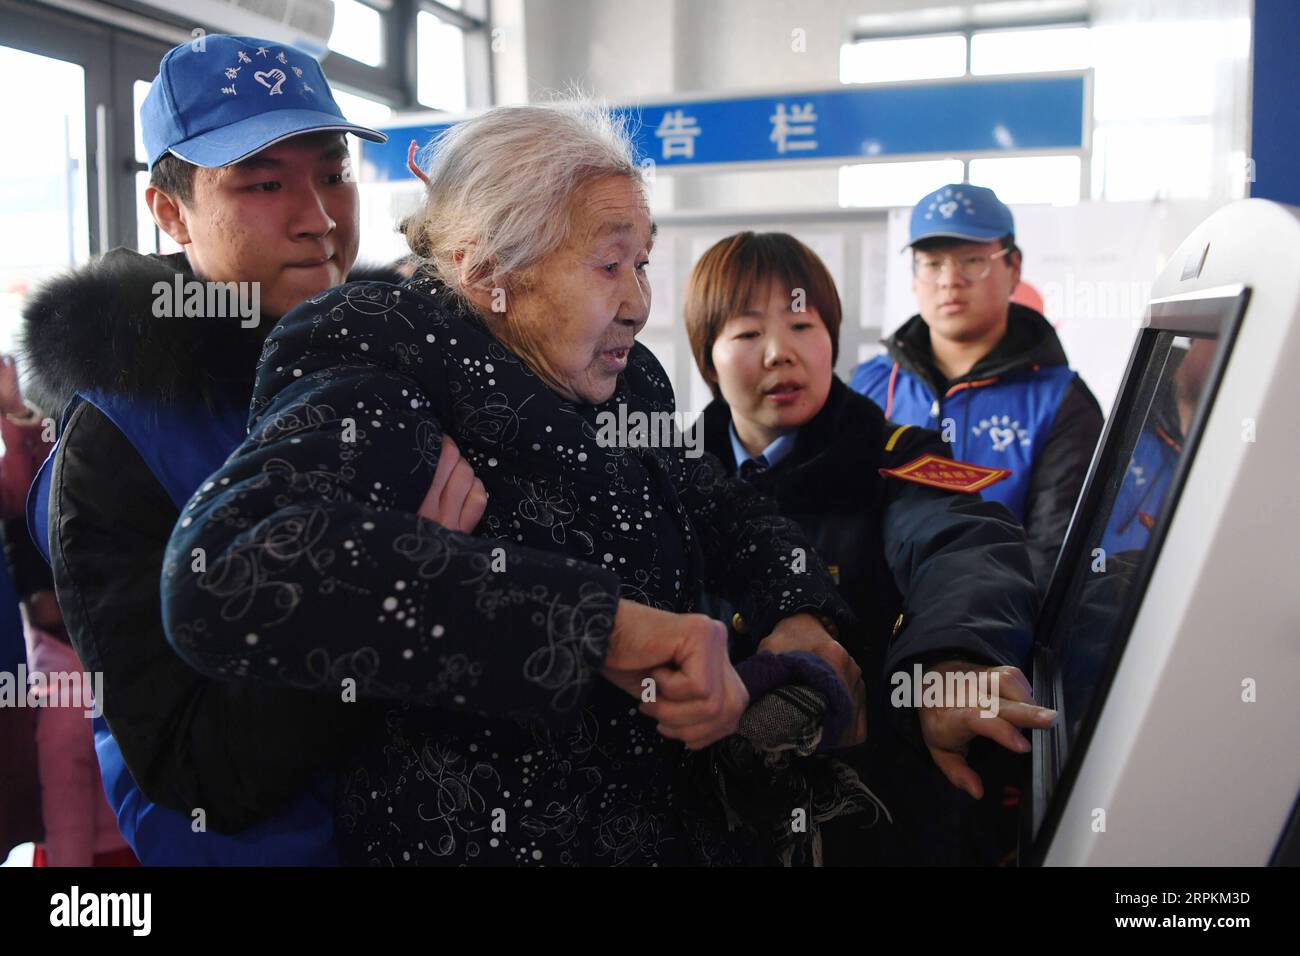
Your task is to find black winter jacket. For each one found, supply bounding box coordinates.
[18,247,401,833]
[161,271,855,866]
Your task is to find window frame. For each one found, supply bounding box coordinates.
[323,0,493,112]
[0,0,173,255]
[841,15,1095,206]
[0,0,490,257]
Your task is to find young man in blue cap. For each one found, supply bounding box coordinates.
[851,184,1103,592]
[18,35,480,865]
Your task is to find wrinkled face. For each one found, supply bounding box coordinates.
[171,133,360,319]
[504,175,654,404]
[710,277,834,443]
[912,238,1019,344]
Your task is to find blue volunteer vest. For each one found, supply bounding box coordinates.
[851,355,1076,521]
[26,388,338,866]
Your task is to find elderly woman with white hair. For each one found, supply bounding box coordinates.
[161,102,860,866]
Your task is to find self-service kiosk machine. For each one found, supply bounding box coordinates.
[1025,199,1300,866]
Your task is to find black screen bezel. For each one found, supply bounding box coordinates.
[1022,284,1251,865]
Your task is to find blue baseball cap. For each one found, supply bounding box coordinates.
[141,34,387,169]
[906,184,1014,248]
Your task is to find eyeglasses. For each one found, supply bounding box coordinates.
[912,247,1012,285]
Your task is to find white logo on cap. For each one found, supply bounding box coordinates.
[924,187,977,221]
[255,69,287,95]
[221,47,315,99]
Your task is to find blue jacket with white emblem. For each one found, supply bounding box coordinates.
[851,303,1103,591]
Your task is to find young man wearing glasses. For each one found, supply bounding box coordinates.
[851,184,1103,593]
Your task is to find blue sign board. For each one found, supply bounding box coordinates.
[362,73,1088,183]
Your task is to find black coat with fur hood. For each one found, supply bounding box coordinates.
[18,247,402,834]
[21,249,271,417]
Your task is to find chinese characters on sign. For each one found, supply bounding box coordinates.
[654,101,821,160]
[655,109,701,159]
[362,75,1088,182]
[769,102,818,155]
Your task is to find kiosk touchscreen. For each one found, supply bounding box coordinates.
[1025,199,1300,866]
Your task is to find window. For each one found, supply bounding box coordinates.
[133,79,151,169]
[331,88,395,128]
[839,159,965,208]
[0,46,89,349]
[841,13,1248,204]
[418,9,468,112]
[968,155,1081,204]
[839,26,1087,206]
[970,25,1090,74]
[1083,16,1249,201]
[330,0,385,68]
[1090,123,1214,202]
[840,34,967,84]
[134,80,157,254]
[1089,20,1238,124]
[130,78,185,255]
[304,1,485,123]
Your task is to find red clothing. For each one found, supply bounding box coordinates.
[0,408,50,518]
[25,623,131,866]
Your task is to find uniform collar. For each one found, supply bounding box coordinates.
[729,423,799,472]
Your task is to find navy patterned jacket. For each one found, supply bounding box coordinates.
[162,271,853,866]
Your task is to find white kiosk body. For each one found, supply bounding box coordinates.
[1028,198,1300,866]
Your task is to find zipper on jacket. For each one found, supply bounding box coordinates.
[887,359,945,424]
[936,377,1000,459]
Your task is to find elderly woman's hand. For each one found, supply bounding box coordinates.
[759,613,868,747]
[417,435,488,533]
[602,600,749,750]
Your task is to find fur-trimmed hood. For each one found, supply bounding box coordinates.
[18,246,404,416]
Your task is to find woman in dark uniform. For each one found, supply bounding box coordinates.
[684,231,1055,864]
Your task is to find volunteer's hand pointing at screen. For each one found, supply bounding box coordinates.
[918,660,1057,800]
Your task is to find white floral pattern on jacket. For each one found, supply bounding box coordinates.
[162,272,850,865]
